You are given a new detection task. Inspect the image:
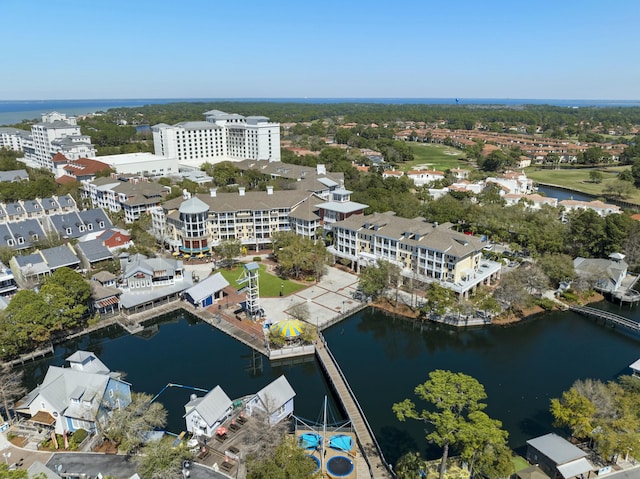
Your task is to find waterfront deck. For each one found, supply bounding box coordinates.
[315,336,394,478]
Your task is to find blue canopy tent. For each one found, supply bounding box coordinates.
[329,434,353,452]
[299,432,321,449]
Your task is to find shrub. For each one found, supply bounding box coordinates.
[70,428,88,447]
[253,256,262,262]
[561,291,579,303]
[536,297,556,311]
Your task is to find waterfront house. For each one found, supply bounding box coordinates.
[89,279,121,316]
[184,386,234,439]
[245,375,295,426]
[15,351,131,435]
[183,272,229,308]
[118,253,192,314]
[573,253,628,294]
[526,433,593,479]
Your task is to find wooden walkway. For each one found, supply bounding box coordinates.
[315,336,394,479]
[570,306,640,331]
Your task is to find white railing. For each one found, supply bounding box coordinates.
[268,345,315,359]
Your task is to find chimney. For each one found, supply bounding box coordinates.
[317,164,326,175]
[209,188,217,197]
[238,187,245,196]
[266,185,274,195]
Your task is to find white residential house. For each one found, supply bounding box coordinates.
[485,170,534,195]
[381,170,403,180]
[559,199,621,221]
[14,351,131,435]
[406,169,445,187]
[246,375,295,426]
[503,193,558,209]
[184,386,234,439]
[450,168,470,180]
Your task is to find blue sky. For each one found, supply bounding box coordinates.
[2,0,638,100]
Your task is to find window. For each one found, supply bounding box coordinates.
[66,228,72,235]
[87,224,93,231]
[17,237,24,245]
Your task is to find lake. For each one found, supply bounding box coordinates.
[19,304,640,463]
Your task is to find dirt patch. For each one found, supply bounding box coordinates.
[93,440,119,454]
[9,435,28,448]
[371,298,421,319]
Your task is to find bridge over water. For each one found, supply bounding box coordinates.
[315,334,395,478]
[570,305,640,332]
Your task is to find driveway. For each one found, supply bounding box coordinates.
[46,452,228,479]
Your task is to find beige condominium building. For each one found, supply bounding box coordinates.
[153,186,317,254]
[328,211,501,297]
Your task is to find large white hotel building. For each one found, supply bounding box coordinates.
[152,110,280,168]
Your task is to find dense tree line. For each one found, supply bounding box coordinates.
[551,375,640,462]
[99,102,640,135]
[0,268,91,359]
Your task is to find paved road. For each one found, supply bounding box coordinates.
[46,452,228,479]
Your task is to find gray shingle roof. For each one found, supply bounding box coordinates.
[335,211,483,256]
[75,239,113,263]
[9,219,46,248]
[40,245,80,270]
[0,169,28,182]
[256,375,295,412]
[163,189,310,215]
[184,385,233,426]
[48,209,111,239]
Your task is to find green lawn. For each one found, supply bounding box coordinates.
[512,455,530,472]
[405,143,469,171]
[526,166,640,204]
[216,263,307,297]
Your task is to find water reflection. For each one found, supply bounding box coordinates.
[18,305,640,466]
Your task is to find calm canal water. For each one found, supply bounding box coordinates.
[20,303,640,464]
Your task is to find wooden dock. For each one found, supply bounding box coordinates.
[315,335,395,479]
[570,305,640,331]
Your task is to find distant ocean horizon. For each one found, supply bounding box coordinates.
[2,97,640,126]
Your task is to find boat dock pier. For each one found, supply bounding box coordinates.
[315,334,395,478]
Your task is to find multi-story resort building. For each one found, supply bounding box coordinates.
[152,175,499,297]
[28,112,96,171]
[81,175,169,223]
[152,110,280,168]
[0,127,32,152]
[328,211,501,298]
[2,112,96,172]
[154,186,316,254]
